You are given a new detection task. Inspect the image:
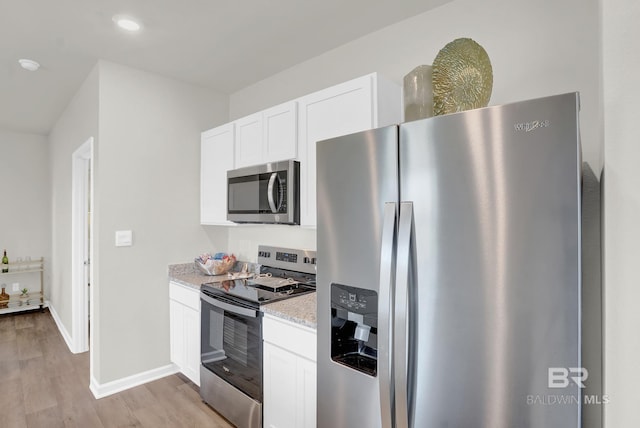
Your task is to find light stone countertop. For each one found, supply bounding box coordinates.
[168,263,213,290]
[261,292,317,329]
[168,262,317,329]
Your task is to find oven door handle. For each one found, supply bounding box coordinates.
[201,293,259,318]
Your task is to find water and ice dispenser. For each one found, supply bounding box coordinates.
[330,283,378,376]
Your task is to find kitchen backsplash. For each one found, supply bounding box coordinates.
[226,225,316,262]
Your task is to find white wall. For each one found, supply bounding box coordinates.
[94,61,228,383]
[49,66,99,333]
[229,0,602,252]
[603,0,640,425]
[0,130,50,295]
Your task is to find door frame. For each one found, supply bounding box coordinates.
[71,137,93,354]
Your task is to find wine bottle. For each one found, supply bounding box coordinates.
[2,250,8,273]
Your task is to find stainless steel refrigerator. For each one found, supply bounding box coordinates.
[316,92,602,428]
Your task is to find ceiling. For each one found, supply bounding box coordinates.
[0,0,447,135]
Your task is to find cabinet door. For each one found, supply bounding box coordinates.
[264,342,298,428]
[201,124,235,225]
[170,282,201,386]
[297,356,317,428]
[183,304,201,386]
[298,75,375,227]
[235,112,263,168]
[263,101,297,163]
[169,299,185,370]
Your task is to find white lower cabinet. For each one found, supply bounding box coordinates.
[169,281,201,386]
[263,315,317,428]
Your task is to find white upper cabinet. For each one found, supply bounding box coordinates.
[235,100,297,168]
[234,112,263,168]
[200,74,399,227]
[201,123,235,225]
[262,101,297,163]
[297,73,401,227]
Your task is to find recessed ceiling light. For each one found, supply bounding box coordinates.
[113,15,142,32]
[18,59,40,72]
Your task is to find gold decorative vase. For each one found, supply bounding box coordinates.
[432,38,493,116]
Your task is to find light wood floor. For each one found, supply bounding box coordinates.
[0,309,234,428]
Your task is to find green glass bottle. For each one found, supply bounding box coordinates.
[2,250,8,273]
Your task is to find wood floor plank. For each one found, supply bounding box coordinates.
[144,374,186,400]
[14,312,36,329]
[59,395,105,428]
[0,378,27,428]
[25,406,65,428]
[119,384,158,413]
[51,372,93,405]
[16,328,43,360]
[1,310,233,428]
[22,372,58,415]
[95,395,142,428]
[0,410,28,428]
[0,317,17,343]
[0,337,18,361]
[0,357,21,381]
[42,345,77,378]
[133,402,183,428]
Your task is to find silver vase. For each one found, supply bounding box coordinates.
[403,65,433,122]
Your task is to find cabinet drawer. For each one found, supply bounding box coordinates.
[169,281,200,311]
[263,314,316,362]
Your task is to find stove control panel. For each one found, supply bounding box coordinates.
[276,251,297,263]
[257,245,317,275]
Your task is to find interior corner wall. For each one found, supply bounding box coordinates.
[94,61,228,383]
[48,65,99,337]
[0,130,50,296]
[603,0,640,426]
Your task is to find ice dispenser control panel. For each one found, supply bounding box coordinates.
[330,283,378,377]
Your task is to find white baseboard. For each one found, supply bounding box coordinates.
[90,364,180,399]
[47,301,76,354]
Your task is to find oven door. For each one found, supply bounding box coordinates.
[200,292,263,402]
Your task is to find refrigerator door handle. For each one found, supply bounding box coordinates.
[394,201,413,428]
[378,202,397,428]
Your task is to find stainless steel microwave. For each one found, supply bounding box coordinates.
[227,159,300,224]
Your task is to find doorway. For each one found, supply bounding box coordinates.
[71,137,93,354]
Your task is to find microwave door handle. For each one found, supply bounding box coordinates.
[394,201,413,428]
[277,175,284,211]
[200,293,258,318]
[267,172,278,213]
[378,202,397,428]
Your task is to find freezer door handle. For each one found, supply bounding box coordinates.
[394,202,413,428]
[378,202,397,428]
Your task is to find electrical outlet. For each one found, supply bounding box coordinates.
[12,282,19,292]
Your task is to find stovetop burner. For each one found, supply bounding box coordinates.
[251,275,300,292]
[202,245,317,309]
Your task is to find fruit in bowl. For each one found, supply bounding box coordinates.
[195,253,237,275]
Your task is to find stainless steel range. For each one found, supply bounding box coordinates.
[199,245,316,428]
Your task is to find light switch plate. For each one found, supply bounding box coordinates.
[115,230,133,247]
